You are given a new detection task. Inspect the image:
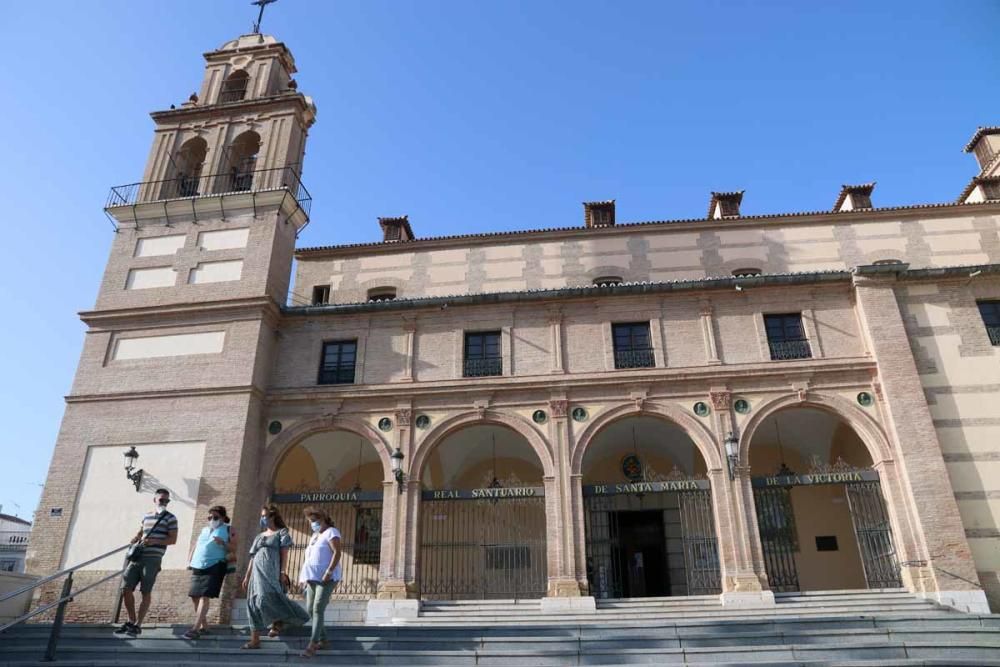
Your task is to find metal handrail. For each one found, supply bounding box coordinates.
[0,543,129,605]
[0,543,130,661]
[105,165,312,219]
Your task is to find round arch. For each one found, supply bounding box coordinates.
[410,409,555,482]
[571,401,724,476]
[259,414,394,488]
[738,392,893,468]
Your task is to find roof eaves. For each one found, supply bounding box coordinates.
[964,126,1000,153]
[295,200,1000,258]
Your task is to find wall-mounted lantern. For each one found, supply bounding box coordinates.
[123,446,144,492]
[724,432,740,481]
[390,447,405,494]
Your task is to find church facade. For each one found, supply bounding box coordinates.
[28,32,1000,623]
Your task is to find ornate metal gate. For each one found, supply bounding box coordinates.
[272,491,383,599]
[752,485,800,592]
[419,487,547,600]
[583,479,721,598]
[846,481,902,588]
[752,466,902,593]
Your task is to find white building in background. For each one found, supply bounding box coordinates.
[0,513,31,574]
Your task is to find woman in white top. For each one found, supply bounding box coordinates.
[297,507,341,658]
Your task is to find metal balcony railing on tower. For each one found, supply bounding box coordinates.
[105,165,312,219]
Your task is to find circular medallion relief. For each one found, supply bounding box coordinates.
[532,410,548,424]
[415,414,431,429]
[734,399,750,414]
[267,420,283,435]
[857,392,874,407]
[693,402,710,417]
[377,417,393,432]
[571,407,588,422]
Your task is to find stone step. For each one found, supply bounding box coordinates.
[4,626,999,652]
[3,640,1000,666]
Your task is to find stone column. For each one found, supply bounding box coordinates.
[853,271,988,613]
[708,389,772,606]
[367,407,419,622]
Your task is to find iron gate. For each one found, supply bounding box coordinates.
[752,468,902,592]
[272,495,383,599]
[419,488,547,600]
[752,486,800,592]
[846,481,902,588]
[583,482,721,598]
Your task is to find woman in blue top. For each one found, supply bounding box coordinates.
[184,505,233,639]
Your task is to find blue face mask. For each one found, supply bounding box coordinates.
[259,516,268,530]
[310,520,322,533]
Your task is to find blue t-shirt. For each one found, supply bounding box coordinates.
[190,524,229,569]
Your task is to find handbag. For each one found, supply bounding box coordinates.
[126,512,168,563]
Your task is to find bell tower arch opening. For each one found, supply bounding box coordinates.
[219,69,250,104]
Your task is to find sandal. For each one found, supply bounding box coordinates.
[182,629,200,640]
[241,641,261,650]
[300,643,318,658]
[268,621,283,638]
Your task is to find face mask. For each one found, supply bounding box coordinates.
[310,521,322,533]
[259,517,268,529]
[156,503,168,514]
[209,518,221,530]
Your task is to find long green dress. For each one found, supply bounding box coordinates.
[246,529,310,632]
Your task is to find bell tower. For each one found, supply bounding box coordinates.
[101,33,316,311]
[28,32,317,624]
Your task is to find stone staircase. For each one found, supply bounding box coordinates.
[1,590,999,665]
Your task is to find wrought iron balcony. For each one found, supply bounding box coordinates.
[0,531,29,552]
[768,339,813,361]
[463,357,503,378]
[987,326,1000,346]
[105,165,312,231]
[613,348,656,369]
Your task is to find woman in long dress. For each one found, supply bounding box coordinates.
[240,505,309,649]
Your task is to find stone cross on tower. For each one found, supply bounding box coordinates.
[251,0,278,34]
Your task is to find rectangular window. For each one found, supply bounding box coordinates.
[977,301,1000,346]
[464,331,502,377]
[312,285,331,305]
[612,322,655,369]
[764,313,812,360]
[0,560,17,573]
[318,340,357,385]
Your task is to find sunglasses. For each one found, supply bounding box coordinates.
[207,515,221,521]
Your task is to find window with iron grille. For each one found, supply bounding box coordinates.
[318,340,357,385]
[977,301,1000,346]
[612,322,655,369]
[764,313,812,360]
[464,331,502,377]
[311,285,330,305]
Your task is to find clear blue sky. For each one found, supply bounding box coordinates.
[1,1,997,521]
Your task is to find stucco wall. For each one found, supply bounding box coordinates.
[898,277,1000,609]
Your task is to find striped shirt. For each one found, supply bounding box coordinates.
[139,510,178,557]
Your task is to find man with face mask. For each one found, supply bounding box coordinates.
[115,489,178,637]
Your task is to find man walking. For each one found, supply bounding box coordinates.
[115,488,178,637]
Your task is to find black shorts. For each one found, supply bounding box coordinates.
[188,561,227,598]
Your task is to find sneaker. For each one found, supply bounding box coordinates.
[113,622,133,636]
[127,625,141,637]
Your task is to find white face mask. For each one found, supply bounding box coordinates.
[156,503,168,514]
[209,518,222,530]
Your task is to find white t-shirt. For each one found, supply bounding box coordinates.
[299,526,341,584]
